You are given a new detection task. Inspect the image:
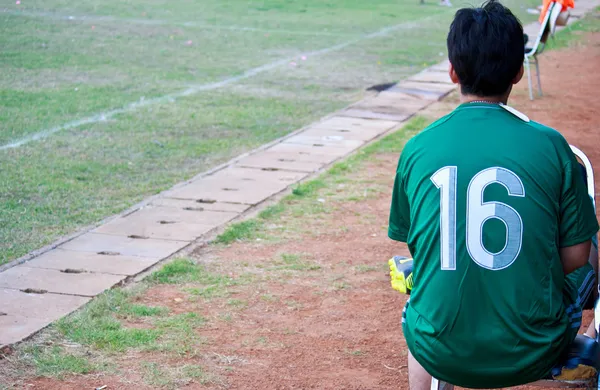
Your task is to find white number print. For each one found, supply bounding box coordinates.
[431,166,458,270]
[431,167,525,271]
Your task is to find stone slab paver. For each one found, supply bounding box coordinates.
[267,142,354,159]
[300,127,386,142]
[0,315,55,346]
[1,288,88,345]
[385,81,455,100]
[25,249,158,276]
[94,207,238,241]
[60,233,188,258]
[310,116,399,132]
[407,70,453,84]
[166,167,308,204]
[350,95,432,116]
[339,109,409,122]
[150,198,250,213]
[237,151,327,173]
[429,60,450,72]
[1,289,89,320]
[0,266,124,297]
[166,176,296,204]
[283,134,364,149]
[210,166,306,183]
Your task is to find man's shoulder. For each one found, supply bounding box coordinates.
[412,107,568,145]
[402,111,457,152]
[526,118,565,139]
[525,119,573,157]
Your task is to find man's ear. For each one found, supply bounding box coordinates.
[449,62,460,84]
[513,65,524,85]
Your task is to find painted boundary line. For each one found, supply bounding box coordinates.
[0,13,445,151]
[1,9,357,37]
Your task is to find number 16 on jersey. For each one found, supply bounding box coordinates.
[431,166,525,271]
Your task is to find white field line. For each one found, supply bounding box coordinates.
[1,9,356,37]
[0,13,443,151]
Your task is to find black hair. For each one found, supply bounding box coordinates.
[447,0,524,97]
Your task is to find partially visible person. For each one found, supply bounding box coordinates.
[387,1,599,389]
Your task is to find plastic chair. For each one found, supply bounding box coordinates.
[524,2,563,100]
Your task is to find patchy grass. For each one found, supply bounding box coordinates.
[333,281,352,291]
[354,264,377,273]
[20,346,95,379]
[150,313,208,355]
[269,253,321,272]
[291,179,327,197]
[55,288,163,352]
[547,7,600,50]
[260,293,278,303]
[141,361,217,388]
[267,253,321,271]
[148,258,234,286]
[122,304,168,318]
[346,349,366,356]
[5,260,228,380]
[227,299,248,309]
[214,220,263,245]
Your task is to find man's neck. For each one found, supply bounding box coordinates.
[460,94,508,105]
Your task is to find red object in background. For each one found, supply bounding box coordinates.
[539,0,575,23]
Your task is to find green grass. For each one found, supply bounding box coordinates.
[141,361,216,388]
[269,253,321,271]
[214,220,263,245]
[22,346,95,379]
[291,179,327,197]
[354,264,377,273]
[148,258,235,286]
[54,288,165,351]
[546,7,600,50]
[227,298,248,308]
[14,261,231,380]
[0,0,541,265]
[51,274,212,355]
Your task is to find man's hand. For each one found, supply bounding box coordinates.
[560,240,592,275]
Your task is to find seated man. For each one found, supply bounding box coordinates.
[387,1,599,388]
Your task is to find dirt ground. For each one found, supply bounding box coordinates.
[15,32,600,390]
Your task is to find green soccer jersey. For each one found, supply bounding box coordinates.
[388,102,599,388]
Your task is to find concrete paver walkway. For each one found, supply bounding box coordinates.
[1,2,599,348]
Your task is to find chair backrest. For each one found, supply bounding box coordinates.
[571,145,596,209]
[527,1,557,57]
[571,144,598,305]
[549,1,565,36]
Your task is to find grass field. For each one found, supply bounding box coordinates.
[0,0,541,265]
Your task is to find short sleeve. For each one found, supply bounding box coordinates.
[388,160,411,242]
[558,157,599,248]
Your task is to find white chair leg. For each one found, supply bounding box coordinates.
[535,57,543,97]
[431,378,455,390]
[525,57,534,101]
